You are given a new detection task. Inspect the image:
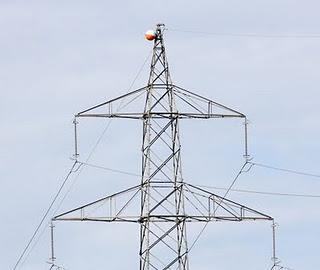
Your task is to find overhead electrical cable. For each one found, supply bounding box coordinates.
[77,160,320,199]
[249,161,320,179]
[13,161,78,270]
[169,28,320,39]
[198,185,320,199]
[77,160,141,177]
[19,221,50,268]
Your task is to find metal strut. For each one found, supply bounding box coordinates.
[73,118,79,160]
[244,117,250,161]
[271,221,281,269]
[48,221,56,269]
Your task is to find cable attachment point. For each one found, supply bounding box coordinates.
[242,162,254,173]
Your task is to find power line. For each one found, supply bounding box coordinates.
[218,161,249,200]
[77,160,141,177]
[250,162,320,179]
[77,161,320,199]
[169,28,320,39]
[13,161,78,270]
[19,222,49,268]
[198,185,320,199]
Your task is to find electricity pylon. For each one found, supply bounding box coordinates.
[53,24,272,270]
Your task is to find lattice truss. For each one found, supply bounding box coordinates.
[54,24,272,270]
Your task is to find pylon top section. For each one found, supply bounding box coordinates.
[146,24,172,87]
[74,24,245,120]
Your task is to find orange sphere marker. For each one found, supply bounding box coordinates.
[145,30,156,41]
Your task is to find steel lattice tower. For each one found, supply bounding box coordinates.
[54,24,272,270]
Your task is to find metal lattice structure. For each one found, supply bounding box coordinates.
[53,24,272,270]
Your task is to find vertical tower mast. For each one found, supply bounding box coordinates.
[141,24,188,269]
[53,23,273,270]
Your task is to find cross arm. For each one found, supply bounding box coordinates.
[173,85,246,119]
[76,86,148,119]
[182,183,273,222]
[53,185,142,223]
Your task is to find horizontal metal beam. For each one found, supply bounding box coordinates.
[76,112,245,120]
[54,215,272,223]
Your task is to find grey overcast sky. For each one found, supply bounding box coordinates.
[1,1,320,269]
